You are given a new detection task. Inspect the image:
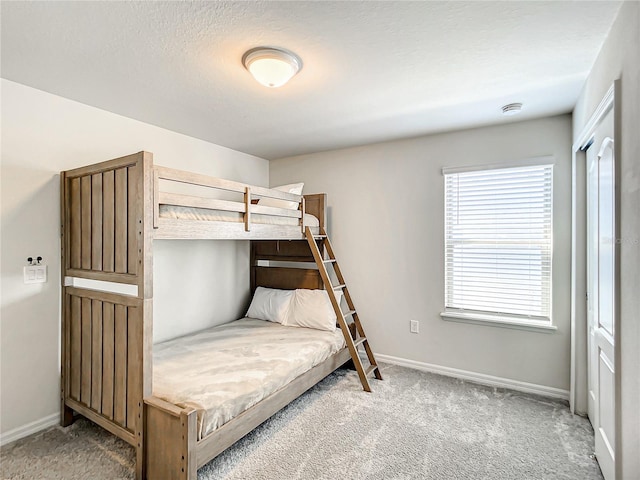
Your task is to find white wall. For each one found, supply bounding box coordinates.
[573,2,640,478]
[0,80,268,437]
[271,115,573,392]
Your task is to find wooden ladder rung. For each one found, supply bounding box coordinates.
[332,284,346,290]
[365,365,379,377]
[323,258,336,264]
[314,234,327,239]
[353,336,367,348]
[342,309,356,317]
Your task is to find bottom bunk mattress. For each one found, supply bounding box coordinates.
[152,318,345,440]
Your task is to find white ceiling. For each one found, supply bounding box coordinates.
[1,1,621,160]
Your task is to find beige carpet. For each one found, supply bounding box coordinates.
[1,364,602,479]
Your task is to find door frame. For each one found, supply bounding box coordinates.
[571,80,621,476]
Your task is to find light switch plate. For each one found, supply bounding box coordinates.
[410,320,419,333]
[24,265,47,284]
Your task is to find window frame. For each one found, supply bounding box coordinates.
[440,157,557,333]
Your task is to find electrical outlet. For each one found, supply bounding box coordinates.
[410,320,419,334]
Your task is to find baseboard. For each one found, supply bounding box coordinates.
[375,353,570,401]
[0,412,59,447]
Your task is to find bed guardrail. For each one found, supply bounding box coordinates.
[154,166,306,233]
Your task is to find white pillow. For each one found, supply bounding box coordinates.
[284,289,343,332]
[246,287,294,323]
[258,183,304,210]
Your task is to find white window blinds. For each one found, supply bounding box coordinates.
[444,164,553,322]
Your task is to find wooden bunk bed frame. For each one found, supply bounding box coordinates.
[59,151,354,479]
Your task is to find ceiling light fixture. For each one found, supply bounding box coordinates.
[502,103,523,116]
[242,47,302,88]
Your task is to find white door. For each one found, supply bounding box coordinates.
[586,110,616,480]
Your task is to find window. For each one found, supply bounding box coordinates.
[441,161,554,331]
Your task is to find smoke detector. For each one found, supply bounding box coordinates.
[502,103,523,116]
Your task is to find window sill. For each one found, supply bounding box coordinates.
[440,311,557,333]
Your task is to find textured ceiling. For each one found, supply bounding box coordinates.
[1,1,622,159]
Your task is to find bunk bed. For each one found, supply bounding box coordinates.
[60,151,380,480]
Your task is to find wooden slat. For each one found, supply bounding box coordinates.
[91,174,103,271]
[365,365,379,377]
[70,295,82,401]
[91,299,103,412]
[251,203,302,219]
[66,397,136,447]
[127,165,139,275]
[103,170,115,272]
[114,304,127,427]
[65,286,141,306]
[70,177,82,270]
[354,336,367,348]
[102,302,115,420]
[81,176,92,270]
[158,192,245,213]
[156,166,246,195]
[63,152,144,179]
[254,266,322,291]
[65,269,138,286]
[127,306,140,431]
[80,297,92,405]
[114,168,128,274]
[144,396,189,417]
[251,240,315,262]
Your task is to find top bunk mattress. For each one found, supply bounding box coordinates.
[152,318,345,440]
[160,205,319,227]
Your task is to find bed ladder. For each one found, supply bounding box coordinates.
[305,226,382,392]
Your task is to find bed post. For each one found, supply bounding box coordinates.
[60,171,75,427]
[303,193,326,232]
[250,236,257,295]
[145,397,198,480]
[137,152,154,480]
